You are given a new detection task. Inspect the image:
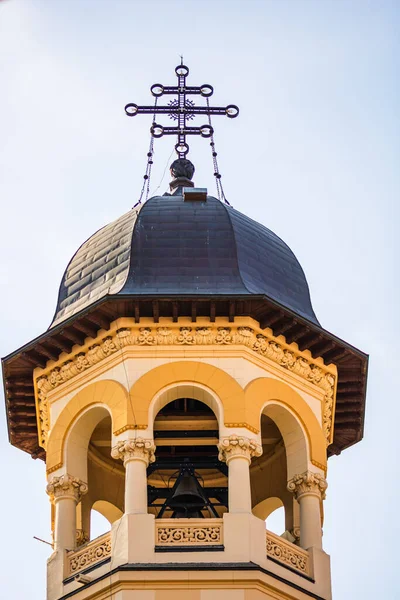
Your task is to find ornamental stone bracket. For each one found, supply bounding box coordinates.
[46,474,88,502]
[287,471,328,501]
[218,435,262,464]
[111,438,156,467]
[34,317,337,449]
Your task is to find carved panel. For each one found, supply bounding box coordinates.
[155,518,223,546]
[266,529,309,575]
[67,532,111,575]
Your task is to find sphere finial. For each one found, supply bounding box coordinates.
[169,158,195,193]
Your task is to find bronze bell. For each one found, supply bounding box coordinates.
[167,469,207,518]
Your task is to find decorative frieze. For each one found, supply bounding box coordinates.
[266,529,309,575]
[35,319,336,448]
[67,532,111,575]
[287,471,328,501]
[155,518,223,546]
[46,474,88,502]
[218,435,262,463]
[111,438,156,466]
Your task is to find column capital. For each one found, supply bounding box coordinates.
[287,471,328,501]
[218,435,262,464]
[111,438,156,467]
[46,474,88,502]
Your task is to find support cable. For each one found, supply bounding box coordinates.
[206,97,230,206]
[134,98,158,207]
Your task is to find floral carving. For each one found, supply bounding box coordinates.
[111,438,156,466]
[101,336,118,355]
[116,327,133,347]
[196,327,213,344]
[137,327,156,345]
[236,326,254,346]
[157,327,174,344]
[287,471,328,501]
[46,474,88,502]
[156,520,223,546]
[68,532,111,575]
[35,319,336,450]
[176,327,196,345]
[266,529,309,575]
[218,435,262,463]
[215,327,232,344]
[292,357,311,378]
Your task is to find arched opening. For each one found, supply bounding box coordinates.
[92,500,123,525]
[90,509,111,540]
[253,496,283,520]
[266,505,285,536]
[147,396,227,518]
[75,414,124,544]
[251,409,305,544]
[64,405,111,483]
[148,382,223,434]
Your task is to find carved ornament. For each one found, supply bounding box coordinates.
[35,319,336,449]
[156,519,223,546]
[218,435,262,464]
[46,474,88,502]
[76,529,89,547]
[67,532,111,575]
[266,529,309,575]
[111,438,156,466]
[287,470,328,501]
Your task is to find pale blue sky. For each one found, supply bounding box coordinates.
[0,1,399,598]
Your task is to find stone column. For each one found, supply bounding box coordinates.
[111,438,155,515]
[218,435,262,513]
[287,471,328,550]
[46,474,88,552]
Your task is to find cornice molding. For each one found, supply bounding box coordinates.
[34,317,336,449]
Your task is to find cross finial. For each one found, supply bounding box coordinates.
[125,63,239,159]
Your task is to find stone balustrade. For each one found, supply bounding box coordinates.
[67,532,111,575]
[266,529,310,576]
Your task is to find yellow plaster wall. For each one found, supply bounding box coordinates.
[47,355,324,435]
[46,359,327,475]
[128,361,245,430]
[245,378,326,471]
[46,380,131,474]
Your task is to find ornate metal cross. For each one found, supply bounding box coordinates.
[125,63,239,159]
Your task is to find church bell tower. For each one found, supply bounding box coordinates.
[2,63,368,600]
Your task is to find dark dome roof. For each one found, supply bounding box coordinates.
[51,193,319,328]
